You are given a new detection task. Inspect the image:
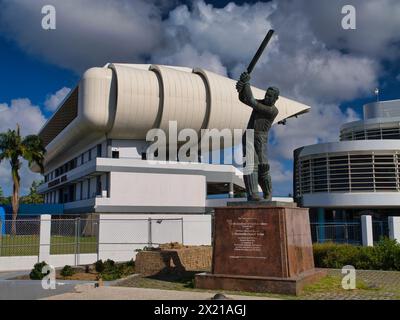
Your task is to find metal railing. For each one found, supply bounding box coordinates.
[373,220,389,243]
[310,222,362,245]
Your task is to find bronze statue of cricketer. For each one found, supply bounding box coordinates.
[236,73,279,201]
[235,29,279,201]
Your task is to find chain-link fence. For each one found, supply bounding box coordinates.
[50,218,99,255]
[0,218,41,256]
[0,216,184,258]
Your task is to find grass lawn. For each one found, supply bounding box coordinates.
[116,270,399,300]
[0,235,97,256]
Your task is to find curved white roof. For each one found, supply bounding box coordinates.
[36,64,311,169]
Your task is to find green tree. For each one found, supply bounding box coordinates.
[0,125,45,234]
[21,180,44,204]
[0,186,11,205]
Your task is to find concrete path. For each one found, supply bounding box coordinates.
[0,270,99,300]
[44,286,279,300]
[0,279,96,300]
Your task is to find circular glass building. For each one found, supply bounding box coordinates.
[294,99,400,239]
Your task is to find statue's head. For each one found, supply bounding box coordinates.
[264,87,280,106]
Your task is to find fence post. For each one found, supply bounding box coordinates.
[361,215,373,246]
[74,218,81,266]
[39,215,51,262]
[96,217,100,261]
[388,216,400,243]
[148,218,152,248]
[181,218,184,245]
[0,219,2,256]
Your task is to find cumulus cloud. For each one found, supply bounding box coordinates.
[0,98,46,135]
[1,0,395,195]
[44,87,71,111]
[0,98,47,196]
[153,44,227,75]
[288,0,400,62]
[0,0,165,72]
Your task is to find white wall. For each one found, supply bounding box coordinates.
[111,140,148,159]
[97,213,211,262]
[107,172,206,207]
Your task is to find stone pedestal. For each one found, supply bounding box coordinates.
[195,203,326,295]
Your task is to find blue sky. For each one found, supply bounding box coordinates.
[0,0,399,196]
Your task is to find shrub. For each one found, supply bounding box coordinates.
[29,261,49,280]
[373,238,400,270]
[313,238,400,271]
[60,265,75,277]
[94,259,135,281]
[126,259,135,267]
[103,259,115,272]
[95,260,105,273]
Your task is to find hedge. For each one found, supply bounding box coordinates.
[313,238,400,271]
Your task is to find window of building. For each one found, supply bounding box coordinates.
[112,151,120,159]
[87,178,91,199]
[97,144,102,157]
[96,176,102,196]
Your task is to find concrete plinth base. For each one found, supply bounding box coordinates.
[195,269,327,296]
[195,204,324,296]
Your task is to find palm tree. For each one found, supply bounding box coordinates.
[0,124,45,234]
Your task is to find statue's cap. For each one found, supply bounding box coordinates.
[267,87,280,96]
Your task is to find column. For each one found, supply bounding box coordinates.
[229,183,234,198]
[388,216,400,243]
[361,215,373,246]
[39,214,51,262]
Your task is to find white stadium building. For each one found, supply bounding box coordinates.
[31,63,309,241]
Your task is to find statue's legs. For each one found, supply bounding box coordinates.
[242,130,261,201]
[258,163,272,201]
[243,171,260,201]
[255,133,272,201]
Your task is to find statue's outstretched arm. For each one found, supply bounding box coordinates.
[239,83,257,107]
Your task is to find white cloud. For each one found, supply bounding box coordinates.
[0,0,165,72]
[44,87,71,111]
[0,99,47,196]
[0,98,46,135]
[289,0,400,62]
[152,44,227,76]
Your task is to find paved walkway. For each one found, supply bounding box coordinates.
[44,286,278,300]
